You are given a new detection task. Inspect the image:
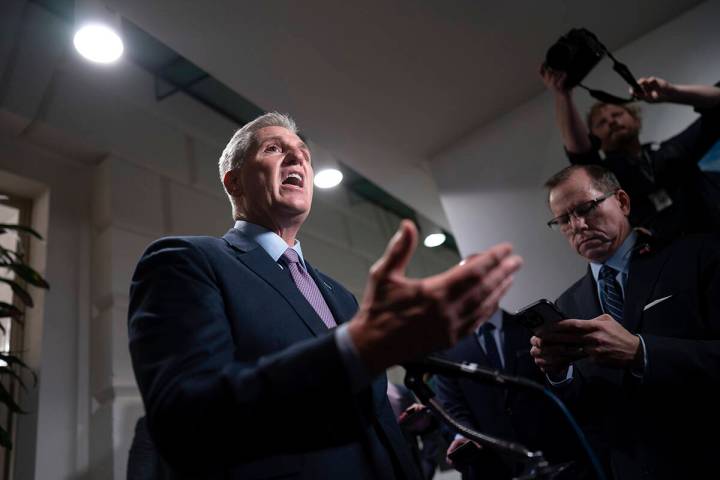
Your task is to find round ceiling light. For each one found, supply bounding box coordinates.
[423,233,446,248]
[73,24,124,63]
[314,168,343,189]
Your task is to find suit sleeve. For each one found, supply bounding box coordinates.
[434,373,477,431]
[655,104,720,171]
[128,238,366,471]
[641,237,720,387]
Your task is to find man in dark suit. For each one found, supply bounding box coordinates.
[128,112,523,479]
[435,309,576,479]
[531,164,720,480]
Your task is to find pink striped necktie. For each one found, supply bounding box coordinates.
[281,248,337,329]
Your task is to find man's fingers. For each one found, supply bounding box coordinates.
[370,219,418,281]
[543,318,596,334]
[451,245,520,295]
[452,253,521,328]
[533,343,587,358]
[535,332,586,345]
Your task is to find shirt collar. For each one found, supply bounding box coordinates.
[590,230,636,281]
[233,220,306,269]
[477,309,503,334]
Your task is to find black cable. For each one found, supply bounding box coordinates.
[403,357,607,480]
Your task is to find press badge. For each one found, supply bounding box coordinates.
[648,189,673,212]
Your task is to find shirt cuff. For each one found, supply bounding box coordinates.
[335,324,374,393]
[630,334,648,379]
[546,364,574,386]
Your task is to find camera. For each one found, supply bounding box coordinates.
[545,28,606,89]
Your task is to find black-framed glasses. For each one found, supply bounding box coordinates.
[547,190,617,231]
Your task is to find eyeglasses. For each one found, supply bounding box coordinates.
[547,190,617,231]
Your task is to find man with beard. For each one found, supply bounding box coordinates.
[540,67,720,238]
[531,164,720,479]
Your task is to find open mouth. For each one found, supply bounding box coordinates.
[281,171,304,189]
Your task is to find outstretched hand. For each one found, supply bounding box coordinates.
[348,220,523,374]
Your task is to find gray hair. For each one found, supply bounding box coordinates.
[218,112,298,219]
[544,164,622,202]
[218,112,298,181]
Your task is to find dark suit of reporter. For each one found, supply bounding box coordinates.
[532,164,720,479]
[128,112,523,478]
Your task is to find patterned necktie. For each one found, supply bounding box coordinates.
[599,265,624,323]
[281,248,337,329]
[478,323,503,371]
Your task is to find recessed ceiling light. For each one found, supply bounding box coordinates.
[73,23,124,63]
[424,233,446,248]
[314,168,343,189]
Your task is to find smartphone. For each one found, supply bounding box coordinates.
[447,440,484,467]
[514,299,567,334]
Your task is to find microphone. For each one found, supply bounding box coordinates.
[402,356,544,392]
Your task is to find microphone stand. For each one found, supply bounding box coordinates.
[403,357,572,480]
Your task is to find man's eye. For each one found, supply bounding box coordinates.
[265,144,281,153]
[575,202,595,216]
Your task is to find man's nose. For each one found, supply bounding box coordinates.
[568,213,588,232]
[282,148,303,165]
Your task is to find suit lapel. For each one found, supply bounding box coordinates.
[222,229,330,337]
[624,244,671,333]
[573,268,603,319]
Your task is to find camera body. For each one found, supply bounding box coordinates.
[545,28,606,89]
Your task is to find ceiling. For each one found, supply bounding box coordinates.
[105,0,702,229]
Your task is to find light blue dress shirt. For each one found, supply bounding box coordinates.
[233,220,371,391]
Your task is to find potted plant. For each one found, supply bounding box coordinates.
[0,224,48,449]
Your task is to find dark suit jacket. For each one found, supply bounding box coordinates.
[128,228,420,480]
[555,233,720,480]
[435,312,577,479]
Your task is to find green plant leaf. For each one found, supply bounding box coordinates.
[0,249,19,263]
[0,302,23,320]
[0,426,12,449]
[0,263,49,289]
[0,353,37,386]
[0,224,43,239]
[0,367,27,391]
[0,279,32,307]
[0,383,26,414]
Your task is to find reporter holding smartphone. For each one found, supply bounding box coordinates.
[533,164,720,480]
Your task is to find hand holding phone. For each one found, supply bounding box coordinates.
[514,299,566,334]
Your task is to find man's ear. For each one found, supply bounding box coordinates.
[617,189,631,216]
[223,169,243,196]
